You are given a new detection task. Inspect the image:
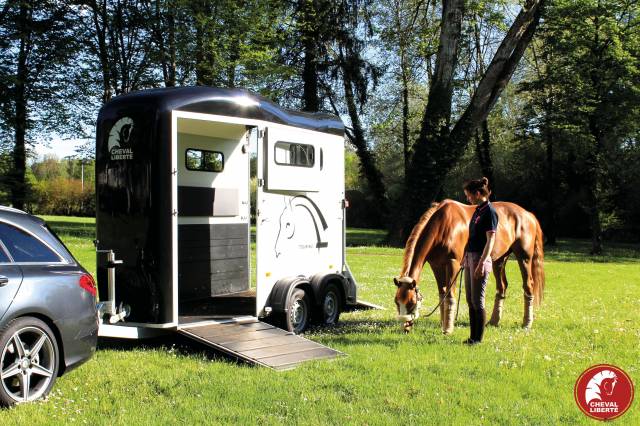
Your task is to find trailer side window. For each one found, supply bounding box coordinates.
[186,148,224,172]
[274,142,315,168]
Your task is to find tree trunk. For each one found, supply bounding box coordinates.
[11,1,32,210]
[544,101,557,244]
[401,66,410,186]
[474,119,495,198]
[398,0,465,240]
[300,0,319,112]
[392,0,544,244]
[587,116,604,255]
[167,0,176,86]
[154,0,176,87]
[193,2,206,85]
[342,59,388,218]
[89,0,113,102]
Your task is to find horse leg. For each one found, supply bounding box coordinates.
[517,256,535,329]
[442,259,460,335]
[431,265,448,332]
[488,255,509,326]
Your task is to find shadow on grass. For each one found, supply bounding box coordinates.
[46,220,96,239]
[97,335,255,367]
[346,228,387,247]
[544,239,640,263]
[304,317,474,347]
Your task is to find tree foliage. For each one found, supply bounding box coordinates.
[0,0,638,248]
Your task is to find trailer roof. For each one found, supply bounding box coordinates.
[101,86,345,136]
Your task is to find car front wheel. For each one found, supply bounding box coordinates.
[0,317,59,406]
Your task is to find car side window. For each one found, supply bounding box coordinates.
[0,244,9,262]
[0,222,61,263]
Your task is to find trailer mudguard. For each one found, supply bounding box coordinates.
[267,276,313,314]
[309,273,353,307]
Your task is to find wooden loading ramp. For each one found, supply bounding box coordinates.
[178,317,344,370]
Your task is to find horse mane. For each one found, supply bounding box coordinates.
[400,202,441,276]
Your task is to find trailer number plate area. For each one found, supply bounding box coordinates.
[178,319,344,370]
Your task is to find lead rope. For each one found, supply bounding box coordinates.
[422,263,465,318]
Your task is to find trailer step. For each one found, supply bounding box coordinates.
[178,318,344,370]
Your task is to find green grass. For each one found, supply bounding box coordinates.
[1,216,638,424]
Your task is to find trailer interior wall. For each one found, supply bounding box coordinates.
[174,117,251,323]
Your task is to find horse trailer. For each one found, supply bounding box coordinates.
[94,86,364,369]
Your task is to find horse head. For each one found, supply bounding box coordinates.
[601,376,618,396]
[393,276,422,333]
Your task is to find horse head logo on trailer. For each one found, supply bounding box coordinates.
[274,195,328,258]
[108,117,135,160]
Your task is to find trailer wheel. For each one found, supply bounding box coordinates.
[319,283,342,326]
[0,317,59,407]
[285,288,311,334]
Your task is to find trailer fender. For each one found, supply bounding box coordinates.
[268,276,313,314]
[309,273,348,308]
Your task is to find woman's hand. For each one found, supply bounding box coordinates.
[474,260,485,279]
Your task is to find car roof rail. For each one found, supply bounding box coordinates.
[0,205,28,214]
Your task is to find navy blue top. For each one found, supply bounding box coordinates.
[467,201,499,253]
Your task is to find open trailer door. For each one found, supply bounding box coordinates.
[255,124,345,318]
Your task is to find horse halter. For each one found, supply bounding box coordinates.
[395,277,423,322]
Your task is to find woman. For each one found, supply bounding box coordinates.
[463,177,498,344]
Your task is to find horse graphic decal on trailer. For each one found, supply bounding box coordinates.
[274,195,328,258]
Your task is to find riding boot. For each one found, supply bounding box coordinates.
[464,307,476,344]
[475,308,486,343]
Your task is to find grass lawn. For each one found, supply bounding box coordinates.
[1,216,638,424]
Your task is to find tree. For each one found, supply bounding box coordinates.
[377,0,439,185]
[188,0,288,93]
[0,0,81,210]
[77,0,158,103]
[524,0,640,253]
[394,0,545,241]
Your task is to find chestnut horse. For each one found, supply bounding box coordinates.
[393,199,544,334]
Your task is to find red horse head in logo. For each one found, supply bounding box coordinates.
[585,370,618,404]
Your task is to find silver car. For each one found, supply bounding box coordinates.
[0,206,98,406]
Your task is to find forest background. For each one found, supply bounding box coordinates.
[1,0,638,254]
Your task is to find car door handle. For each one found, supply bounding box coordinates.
[0,276,8,286]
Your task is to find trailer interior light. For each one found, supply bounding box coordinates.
[79,273,97,297]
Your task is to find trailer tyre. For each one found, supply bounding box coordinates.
[319,283,342,326]
[0,317,60,407]
[285,288,311,334]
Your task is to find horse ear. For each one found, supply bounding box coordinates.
[393,277,401,287]
[410,279,416,289]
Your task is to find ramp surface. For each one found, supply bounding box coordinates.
[178,318,343,370]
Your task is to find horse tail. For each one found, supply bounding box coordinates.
[532,217,545,306]
[400,202,440,276]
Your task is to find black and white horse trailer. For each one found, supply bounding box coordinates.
[94,87,363,369]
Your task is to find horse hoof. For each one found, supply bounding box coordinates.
[442,329,453,336]
[488,320,500,327]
